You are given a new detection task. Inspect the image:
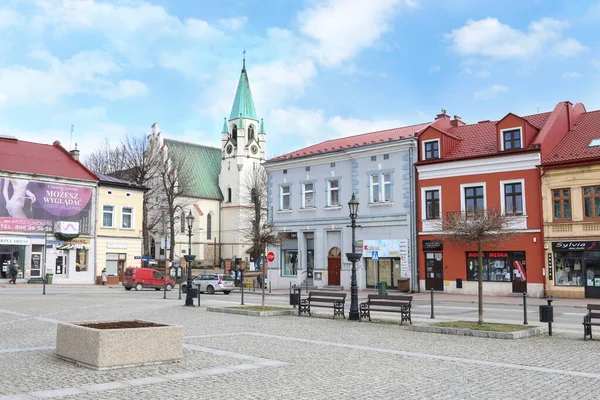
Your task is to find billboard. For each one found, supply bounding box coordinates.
[0,178,93,233]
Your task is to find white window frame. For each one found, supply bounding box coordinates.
[500,179,526,215]
[280,185,291,210]
[460,182,487,213]
[370,174,380,203]
[422,139,440,160]
[102,205,115,228]
[121,206,135,230]
[500,127,522,151]
[327,179,339,207]
[421,186,442,220]
[302,182,315,209]
[382,172,392,202]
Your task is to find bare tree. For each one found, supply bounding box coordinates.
[83,138,127,176]
[241,165,282,307]
[441,208,521,326]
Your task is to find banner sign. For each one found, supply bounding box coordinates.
[552,241,600,251]
[513,260,526,282]
[362,239,409,258]
[0,178,93,233]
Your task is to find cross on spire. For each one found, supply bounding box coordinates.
[242,48,246,71]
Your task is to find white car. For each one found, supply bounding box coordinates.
[181,273,235,294]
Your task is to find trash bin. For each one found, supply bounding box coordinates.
[45,273,53,284]
[539,305,553,323]
[189,287,198,298]
[377,281,387,295]
[290,286,301,306]
[397,278,410,293]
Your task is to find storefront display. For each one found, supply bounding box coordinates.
[552,243,600,297]
[466,251,526,282]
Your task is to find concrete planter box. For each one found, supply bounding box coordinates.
[56,320,182,370]
[207,307,295,317]
[409,324,547,339]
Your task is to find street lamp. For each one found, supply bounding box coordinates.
[184,210,196,307]
[346,193,361,321]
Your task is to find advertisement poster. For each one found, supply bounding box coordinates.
[362,239,409,258]
[0,178,93,233]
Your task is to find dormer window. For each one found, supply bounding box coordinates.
[502,128,521,150]
[423,139,439,160]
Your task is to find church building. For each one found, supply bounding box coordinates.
[147,58,266,268]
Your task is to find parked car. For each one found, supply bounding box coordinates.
[181,273,235,294]
[123,267,175,291]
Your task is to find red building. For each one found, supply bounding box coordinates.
[416,102,586,297]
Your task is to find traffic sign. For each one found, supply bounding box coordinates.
[372,251,379,261]
[267,251,275,263]
[259,257,264,267]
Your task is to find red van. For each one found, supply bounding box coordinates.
[123,267,175,291]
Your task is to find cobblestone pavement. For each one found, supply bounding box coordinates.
[0,289,599,400]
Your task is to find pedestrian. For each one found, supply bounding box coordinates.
[9,261,18,284]
[101,268,107,286]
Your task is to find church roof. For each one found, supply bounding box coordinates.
[163,139,223,200]
[229,59,257,121]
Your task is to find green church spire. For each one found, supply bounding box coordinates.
[222,117,228,134]
[229,54,257,121]
[259,118,265,134]
[238,114,244,129]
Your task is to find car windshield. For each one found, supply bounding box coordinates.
[221,275,234,281]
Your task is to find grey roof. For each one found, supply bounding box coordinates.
[96,173,147,190]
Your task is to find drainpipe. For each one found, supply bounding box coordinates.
[93,185,99,284]
[409,141,418,292]
[538,165,547,298]
[218,200,223,267]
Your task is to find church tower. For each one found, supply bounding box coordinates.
[218,56,267,263]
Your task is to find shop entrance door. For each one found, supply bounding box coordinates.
[118,260,126,282]
[1,253,11,279]
[511,260,527,294]
[584,255,600,298]
[425,252,443,291]
[327,247,341,286]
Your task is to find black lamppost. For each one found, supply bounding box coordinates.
[184,210,196,307]
[346,193,361,321]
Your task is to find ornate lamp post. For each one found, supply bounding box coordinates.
[184,210,196,307]
[346,193,361,321]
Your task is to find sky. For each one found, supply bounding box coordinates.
[1,0,599,160]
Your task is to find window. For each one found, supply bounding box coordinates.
[180,211,185,233]
[302,182,314,208]
[282,250,298,276]
[280,185,290,210]
[102,205,114,228]
[330,162,335,167]
[504,183,523,215]
[464,186,484,214]
[283,169,287,174]
[369,172,393,203]
[227,187,232,203]
[121,207,133,229]
[327,180,339,207]
[126,192,131,197]
[76,249,88,272]
[466,251,525,282]
[583,186,600,219]
[425,190,440,219]
[207,214,212,240]
[383,154,389,160]
[424,140,439,160]
[371,156,377,161]
[383,173,392,202]
[248,125,255,141]
[502,128,521,150]
[107,190,112,195]
[554,252,583,286]
[553,189,571,220]
[370,174,380,203]
[232,124,237,141]
[305,166,310,172]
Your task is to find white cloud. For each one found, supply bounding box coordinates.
[561,71,582,79]
[218,16,248,30]
[298,0,405,67]
[0,8,23,29]
[429,65,441,73]
[101,80,150,100]
[446,17,584,59]
[473,84,509,100]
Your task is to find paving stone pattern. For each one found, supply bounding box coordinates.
[0,291,599,399]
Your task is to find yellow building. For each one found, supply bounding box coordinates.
[541,110,600,299]
[95,174,147,284]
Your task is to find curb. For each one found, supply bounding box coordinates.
[206,307,295,317]
[408,324,547,339]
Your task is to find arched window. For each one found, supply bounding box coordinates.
[232,124,237,141]
[227,187,232,203]
[207,214,212,240]
[248,125,255,141]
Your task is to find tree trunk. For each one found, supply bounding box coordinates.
[169,211,175,261]
[478,240,484,326]
[261,246,266,308]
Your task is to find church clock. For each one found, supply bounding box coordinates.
[250,145,258,155]
[226,144,233,154]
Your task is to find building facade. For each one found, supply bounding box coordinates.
[541,109,600,298]
[265,124,427,291]
[95,174,146,284]
[0,138,98,284]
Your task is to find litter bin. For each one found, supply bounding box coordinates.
[45,273,53,284]
[397,278,410,293]
[377,281,387,295]
[539,305,554,323]
[290,286,301,306]
[188,287,198,298]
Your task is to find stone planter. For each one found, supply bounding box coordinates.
[56,320,182,370]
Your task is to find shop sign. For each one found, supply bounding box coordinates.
[362,239,409,258]
[548,253,553,281]
[423,240,443,251]
[0,178,93,233]
[552,241,600,251]
[0,236,31,245]
[107,243,128,249]
[467,252,509,258]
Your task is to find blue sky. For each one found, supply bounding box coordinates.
[1,0,599,160]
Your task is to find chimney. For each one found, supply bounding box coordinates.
[435,108,449,120]
[70,143,80,161]
[450,115,465,128]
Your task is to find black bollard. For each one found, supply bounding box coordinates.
[430,288,435,319]
[241,268,245,306]
[523,292,528,325]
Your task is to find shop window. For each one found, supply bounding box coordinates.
[280,185,290,210]
[553,189,571,221]
[76,249,88,272]
[466,251,525,282]
[425,189,440,219]
[583,186,600,219]
[554,251,583,286]
[302,182,314,208]
[102,205,115,228]
[281,250,298,276]
[327,179,339,207]
[106,253,119,276]
[121,207,133,229]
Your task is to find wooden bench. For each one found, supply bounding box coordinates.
[360,294,412,325]
[299,292,346,319]
[583,304,600,340]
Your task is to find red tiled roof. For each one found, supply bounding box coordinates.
[523,112,552,129]
[542,110,600,165]
[270,122,431,161]
[0,138,97,181]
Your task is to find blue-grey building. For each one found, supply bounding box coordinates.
[264,123,430,291]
